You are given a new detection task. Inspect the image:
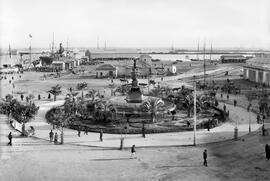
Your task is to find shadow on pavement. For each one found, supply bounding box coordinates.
[89,158,131,161]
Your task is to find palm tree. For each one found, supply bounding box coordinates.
[142,98,164,123]
[48,84,62,101]
[149,87,162,98]
[77,82,88,99]
[115,85,129,95]
[86,89,99,101]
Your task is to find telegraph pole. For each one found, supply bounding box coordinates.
[193,76,197,146]
[203,43,206,87]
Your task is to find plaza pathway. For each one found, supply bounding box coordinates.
[7,99,261,149]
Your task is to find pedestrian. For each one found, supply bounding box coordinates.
[12,76,14,80]
[48,93,51,99]
[12,83,15,89]
[203,149,208,166]
[9,80,11,84]
[26,96,29,103]
[265,144,270,160]
[223,104,226,112]
[21,94,24,101]
[142,122,145,138]
[38,94,41,100]
[84,127,88,135]
[257,115,261,124]
[207,119,210,131]
[8,132,12,146]
[234,100,237,107]
[78,126,81,137]
[227,94,229,101]
[49,130,54,142]
[54,132,58,144]
[100,129,103,142]
[130,145,137,159]
[187,121,190,127]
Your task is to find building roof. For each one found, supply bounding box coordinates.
[245,57,270,69]
[96,64,116,71]
[220,54,246,60]
[140,54,152,59]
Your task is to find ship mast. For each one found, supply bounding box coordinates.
[210,42,212,61]
[203,42,206,86]
[52,32,55,54]
[196,41,200,60]
[8,44,11,58]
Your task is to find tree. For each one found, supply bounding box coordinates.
[149,87,162,98]
[48,84,62,101]
[1,95,19,121]
[245,91,257,110]
[85,49,91,61]
[142,98,164,123]
[115,85,130,95]
[86,89,99,101]
[11,102,39,135]
[77,82,88,99]
[46,106,74,144]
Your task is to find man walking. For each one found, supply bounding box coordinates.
[233,99,237,107]
[49,130,54,142]
[78,126,81,137]
[8,132,12,146]
[84,127,88,135]
[130,145,137,159]
[21,94,24,101]
[54,132,58,144]
[100,129,103,142]
[203,149,208,167]
[265,144,270,160]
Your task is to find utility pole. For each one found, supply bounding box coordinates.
[66,37,69,54]
[203,43,206,87]
[52,32,55,54]
[193,76,197,146]
[196,40,199,60]
[248,105,251,133]
[210,42,212,61]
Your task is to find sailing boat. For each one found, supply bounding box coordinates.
[190,41,201,61]
[0,44,20,73]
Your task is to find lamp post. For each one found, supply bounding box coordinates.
[248,104,251,133]
[193,76,197,146]
[234,115,238,140]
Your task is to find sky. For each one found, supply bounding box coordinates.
[0,0,270,50]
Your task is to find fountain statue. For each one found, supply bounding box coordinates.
[126,59,143,103]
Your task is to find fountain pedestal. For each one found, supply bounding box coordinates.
[126,59,143,103]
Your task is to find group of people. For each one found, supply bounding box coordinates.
[49,130,59,144]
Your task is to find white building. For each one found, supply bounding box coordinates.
[139,54,152,66]
[243,54,270,85]
[96,64,118,78]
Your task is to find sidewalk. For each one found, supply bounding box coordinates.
[13,100,261,148]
